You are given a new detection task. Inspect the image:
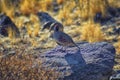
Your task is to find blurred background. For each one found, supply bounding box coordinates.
[0,0,120,79]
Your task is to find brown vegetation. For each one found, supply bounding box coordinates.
[0,50,60,80]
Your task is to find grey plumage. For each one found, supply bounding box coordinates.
[50,25,80,50]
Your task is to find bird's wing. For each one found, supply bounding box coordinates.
[55,32,74,45]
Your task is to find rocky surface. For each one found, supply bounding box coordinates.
[110,70,120,80]
[38,42,115,80]
[0,15,20,37]
[37,12,63,31]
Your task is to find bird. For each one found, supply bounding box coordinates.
[49,22,63,32]
[0,15,20,37]
[49,22,64,38]
[37,12,63,32]
[41,21,53,31]
[49,24,80,51]
[41,21,64,32]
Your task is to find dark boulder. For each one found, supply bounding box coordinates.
[0,15,20,37]
[37,12,63,31]
[38,42,115,80]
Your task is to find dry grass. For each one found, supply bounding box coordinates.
[0,0,119,49]
[108,0,120,8]
[30,14,40,37]
[78,0,108,19]
[0,0,15,20]
[57,0,64,5]
[7,26,16,39]
[80,21,105,42]
[114,40,120,54]
[19,0,39,15]
[19,0,53,15]
[0,49,60,80]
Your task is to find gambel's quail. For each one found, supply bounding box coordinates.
[50,24,80,51]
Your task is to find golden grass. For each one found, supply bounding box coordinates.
[5,26,21,45]
[19,0,39,15]
[30,14,40,37]
[29,38,38,47]
[108,0,120,8]
[80,21,105,42]
[7,26,15,39]
[33,23,40,37]
[26,22,33,38]
[0,0,119,46]
[114,40,120,54]
[19,0,53,15]
[57,0,64,5]
[78,0,108,19]
[0,0,15,20]
[57,1,76,26]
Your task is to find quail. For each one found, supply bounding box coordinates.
[42,21,64,32]
[49,22,64,38]
[37,12,63,31]
[41,21,53,31]
[49,22,63,32]
[50,24,80,51]
[0,15,20,37]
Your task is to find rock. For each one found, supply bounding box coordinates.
[94,12,112,25]
[113,27,120,35]
[0,15,20,37]
[37,12,56,25]
[110,70,120,80]
[38,42,115,80]
[107,7,118,17]
[37,12,63,31]
[94,12,102,23]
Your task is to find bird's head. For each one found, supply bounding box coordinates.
[49,22,57,32]
[49,22,63,32]
[41,21,53,31]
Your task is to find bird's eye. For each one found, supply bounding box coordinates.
[54,25,59,31]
